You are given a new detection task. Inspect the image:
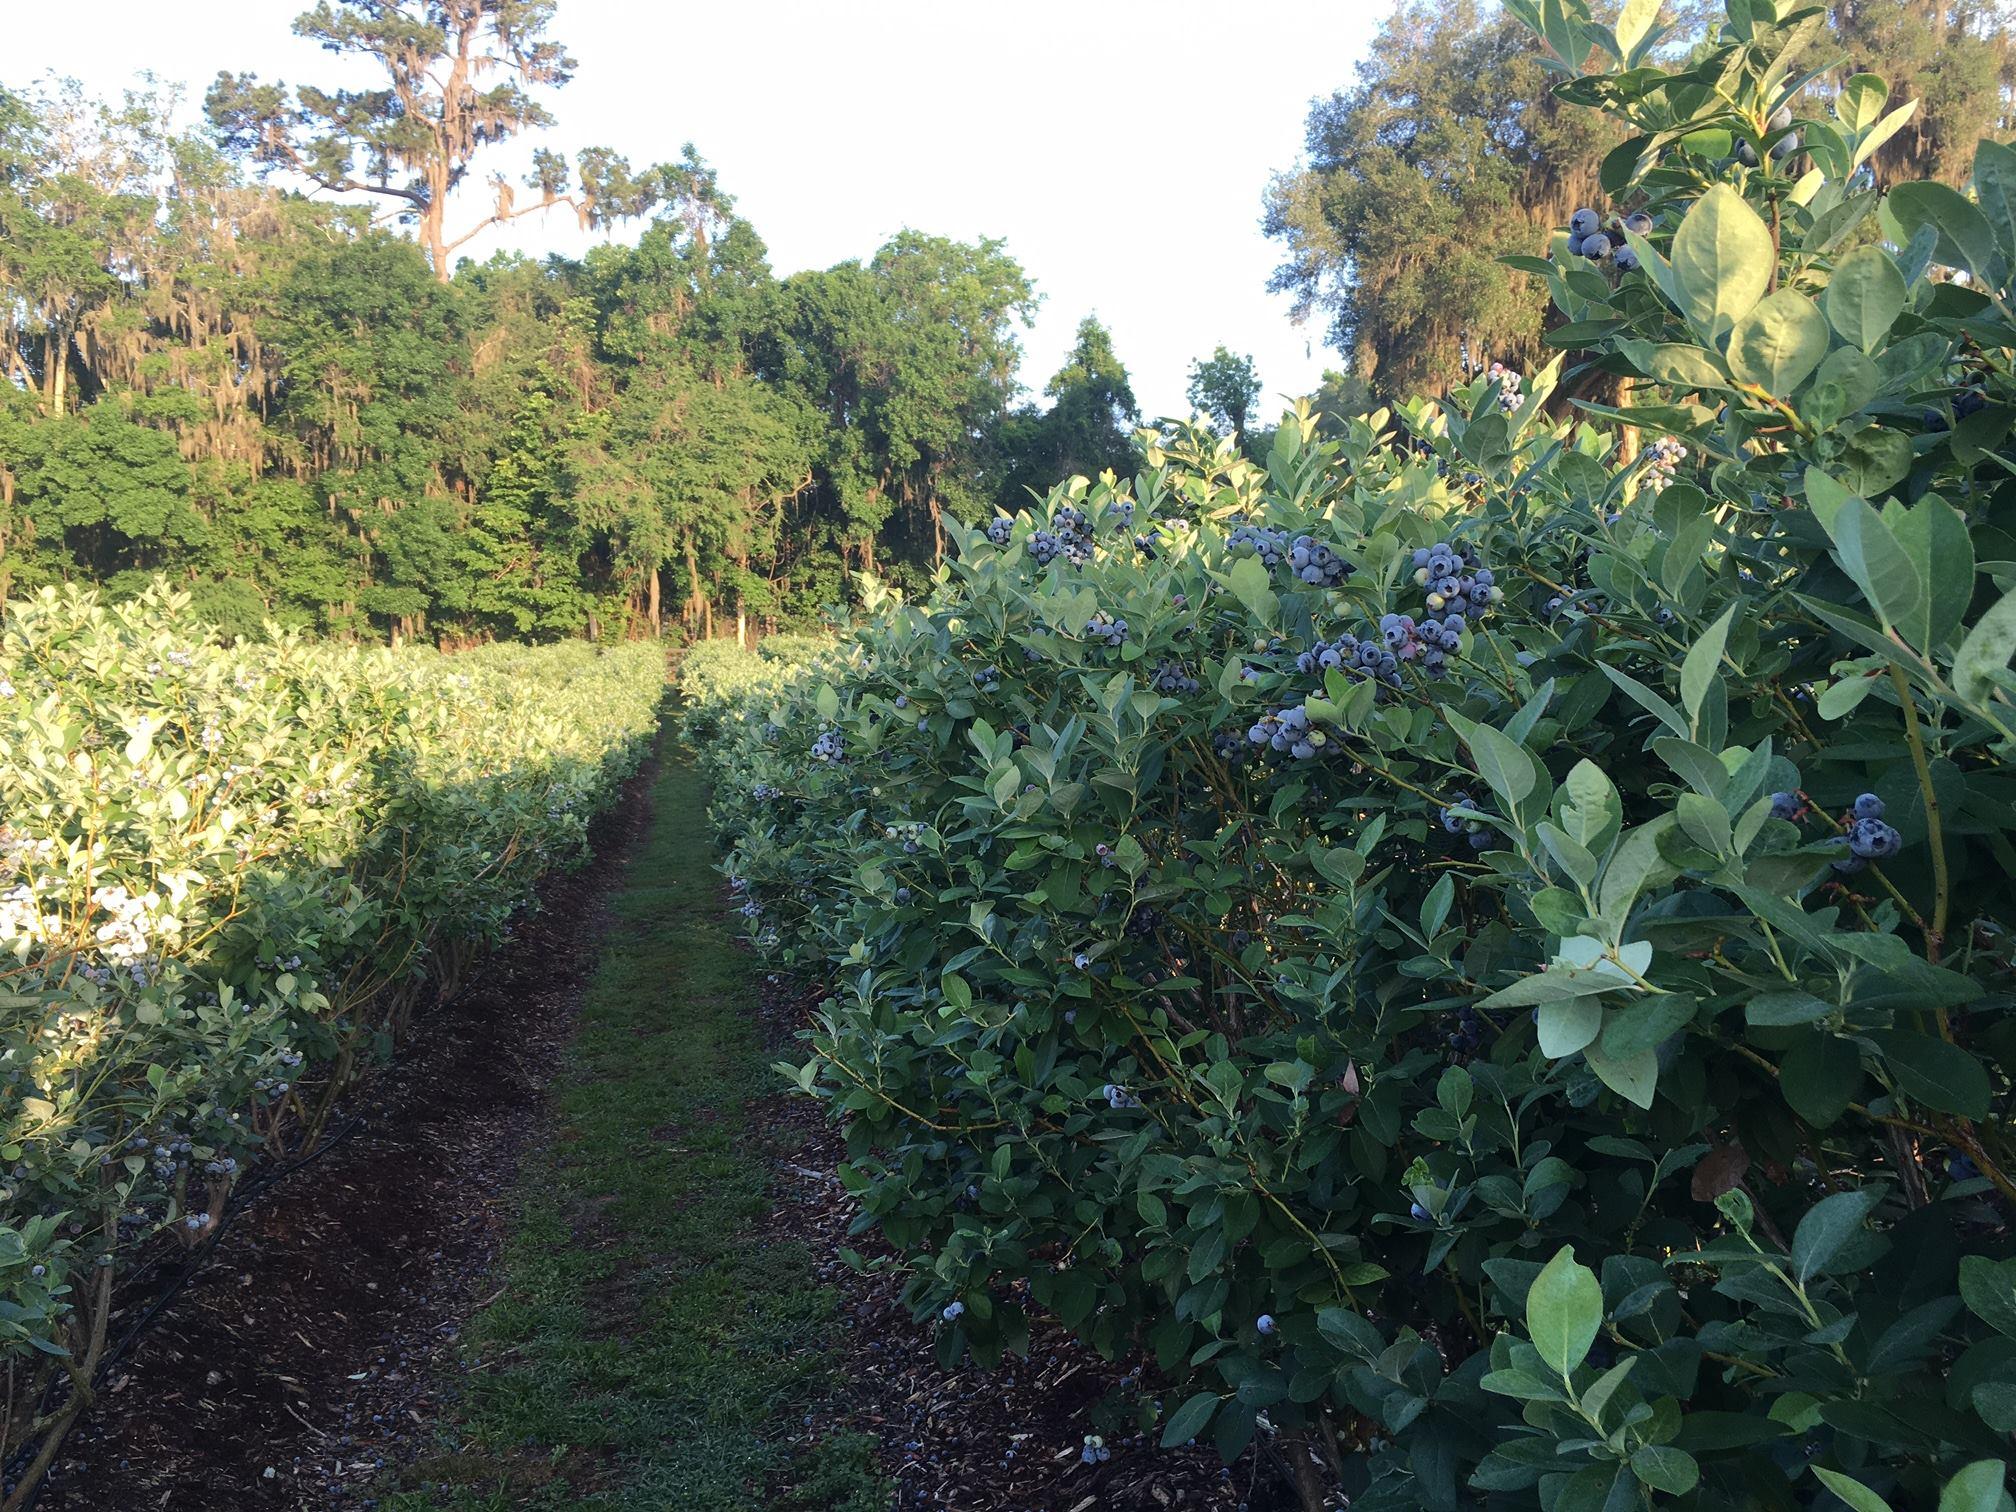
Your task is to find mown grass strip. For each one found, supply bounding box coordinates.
[387,746,886,1512]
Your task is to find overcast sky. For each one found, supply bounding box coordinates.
[10,0,1381,421]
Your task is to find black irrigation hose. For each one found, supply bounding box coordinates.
[8,1112,369,1511]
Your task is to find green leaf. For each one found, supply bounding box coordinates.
[1867,1029,1991,1117]
[1827,498,1926,634]
[1614,0,1658,56]
[1890,496,1974,652]
[1959,1255,2016,1339]
[1224,554,1279,626]
[1822,246,1907,353]
[1975,139,2016,263]
[1631,1445,1701,1495]
[1600,994,1693,1059]
[1791,1187,1881,1283]
[1680,605,1737,728]
[1451,712,1540,809]
[1538,996,1605,1058]
[1727,290,1830,396]
[1598,663,1689,738]
[1780,1034,1862,1128]
[1955,584,2016,702]
[1813,1468,1897,1512]
[1161,1391,1219,1448]
[1585,1042,1659,1108]
[1888,181,2000,282]
[1840,425,1915,497]
[1526,1245,1604,1379]
[1642,343,1732,390]
[1939,1461,2013,1512]
[1671,184,1774,342]
[1745,991,1833,1027]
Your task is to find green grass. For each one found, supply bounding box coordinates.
[385,747,888,1512]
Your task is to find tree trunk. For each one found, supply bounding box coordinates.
[648,566,661,635]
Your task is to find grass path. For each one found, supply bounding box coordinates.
[387,746,886,1512]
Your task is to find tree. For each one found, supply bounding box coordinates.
[205,0,667,280]
[1186,345,1262,438]
[1829,1,2016,185]
[1264,0,1621,400]
[997,316,1140,503]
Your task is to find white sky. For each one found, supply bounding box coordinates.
[10,0,1384,421]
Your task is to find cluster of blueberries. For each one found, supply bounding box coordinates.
[972,664,1001,691]
[1125,905,1161,939]
[1926,390,1989,433]
[1028,504,1096,567]
[1227,524,1356,588]
[1413,540,1501,619]
[1381,611,1465,678]
[1440,791,1492,851]
[1838,792,1902,872]
[1735,105,1800,166]
[1101,1082,1143,1110]
[1445,1005,1486,1057]
[1247,703,1331,761]
[1081,1435,1112,1465]
[751,782,781,802]
[1287,535,1354,587]
[1084,611,1129,648]
[1228,523,1289,569]
[1644,434,1689,493]
[1297,630,1405,690]
[1485,361,1523,414]
[1771,789,1904,873]
[1151,659,1200,696]
[810,727,846,763]
[985,516,1014,547]
[889,821,926,855]
[1567,207,1652,273]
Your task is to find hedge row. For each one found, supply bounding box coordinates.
[0,584,665,1503]
[688,5,2016,1508]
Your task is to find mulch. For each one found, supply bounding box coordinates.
[39,752,662,1512]
[752,972,1303,1512]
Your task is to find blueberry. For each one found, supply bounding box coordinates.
[1410,1202,1431,1222]
[1770,791,1800,822]
[1623,211,1653,237]
[941,1301,964,1321]
[1569,207,1599,237]
[1580,232,1611,260]
[1256,1314,1275,1335]
[1852,793,1885,821]
[1613,245,1640,273]
[1848,817,1901,860]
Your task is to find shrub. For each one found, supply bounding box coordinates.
[690,5,2016,1507]
[0,584,664,1503]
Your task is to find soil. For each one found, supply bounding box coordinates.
[39,751,663,1512]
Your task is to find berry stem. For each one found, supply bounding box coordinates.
[1886,664,1951,972]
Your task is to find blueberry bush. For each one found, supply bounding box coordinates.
[0,584,663,1504]
[687,6,2016,1507]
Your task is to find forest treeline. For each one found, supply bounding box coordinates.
[0,83,1145,642]
[3,0,2011,643]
